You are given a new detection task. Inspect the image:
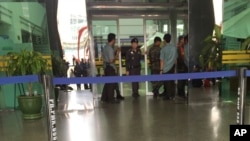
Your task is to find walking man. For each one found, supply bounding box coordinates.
[148,36,164,98]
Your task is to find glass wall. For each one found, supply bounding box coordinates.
[119,18,144,96]
[0,1,50,108]
[221,0,250,101]
[145,19,169,94]
[91,18,188,96]
[92,20,117,94]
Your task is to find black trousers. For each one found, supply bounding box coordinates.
[114,83,121,96]
[177,64,188,96]
[151,68,165,93]
[163,65,175,98]
[82,70,89,89]
[129,68,141,94]
[75,74,81,90]
[101,66,116,102]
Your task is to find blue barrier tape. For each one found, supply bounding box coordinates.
[53,70,236,85]
[0,71,237,85]
[0,75,39,85]
[246,70,250,77]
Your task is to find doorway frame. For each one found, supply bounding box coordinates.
[89,16,173,96]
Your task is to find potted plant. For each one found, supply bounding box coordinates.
[5,50,48,119]
[199,25,223,71]
[199,25,223,96]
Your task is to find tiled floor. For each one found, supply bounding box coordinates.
[0,86,249,141]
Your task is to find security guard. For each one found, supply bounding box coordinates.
[126,38,142,98]
[148,36,164,98]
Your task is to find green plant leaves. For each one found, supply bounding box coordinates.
[4,50,49,76]
[199,24,222,70]
[51,54,68,77]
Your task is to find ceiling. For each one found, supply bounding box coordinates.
[86,1,188,18]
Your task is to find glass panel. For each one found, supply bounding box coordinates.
[222,0,250,102]
[0,1,50,108]
[145,19,169,94]
[119,18,144,96]
[177,19,185,39]
[92,20,117,94]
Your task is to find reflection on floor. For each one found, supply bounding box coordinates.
[0,87,250,141]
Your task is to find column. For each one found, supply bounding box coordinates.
[170,9,177,45]
[188,0,215,70]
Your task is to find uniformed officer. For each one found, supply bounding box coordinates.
[126,38,142,98]
[148,36,164,98]
[101,33,120,103]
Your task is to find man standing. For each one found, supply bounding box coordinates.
[80,58,89,90]
[101,33,120,103]
[160,34,178,100]
[176,35,187,98]
[74,60,82,90]
[126,38,142,98]
[148,36,163,98]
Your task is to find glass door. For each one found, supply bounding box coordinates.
[144,19,170,95]
[118,18,145,96]
[92,20,118,95]
[91,18,187,97]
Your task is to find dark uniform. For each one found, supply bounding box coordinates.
[126,38,141,97]
[80,59,89,89]
[74,61,82,90]
[148,45,162,96]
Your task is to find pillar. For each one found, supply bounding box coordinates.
[170,9,177,45]
[188,0,215,70]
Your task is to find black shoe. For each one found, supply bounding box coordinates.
[159,92,167,97]
[101,98,108,103]
[67,86,73,91]
[132,93,140,98]
[153,92,159,98]
[152,89,159,98]
[116,95,125,100]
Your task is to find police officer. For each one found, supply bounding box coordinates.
[148,36,164,98]
[126,38,142,98]
[101,33,120,103]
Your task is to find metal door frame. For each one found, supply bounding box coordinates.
[89,15,173,96]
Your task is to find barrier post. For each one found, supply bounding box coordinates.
[40,75,57,141]
[237,67,247,125]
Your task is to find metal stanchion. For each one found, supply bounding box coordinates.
[40,75,57,141]
[237,67,247,125]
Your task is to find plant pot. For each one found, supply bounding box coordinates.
[18,95,43,120]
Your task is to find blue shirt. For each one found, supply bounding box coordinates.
[160,43,178,73]
[102,43,116,70]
